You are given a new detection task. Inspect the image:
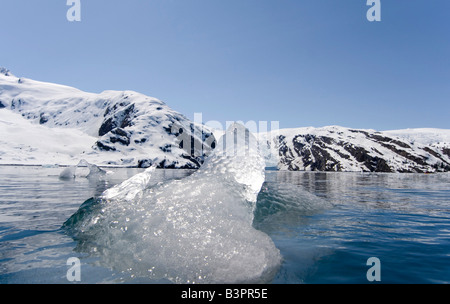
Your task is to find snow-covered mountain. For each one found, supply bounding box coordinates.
[0,68,215,168]
[260,126,450,173]
[1,68,449,172]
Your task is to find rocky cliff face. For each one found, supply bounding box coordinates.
[262,126,450,173]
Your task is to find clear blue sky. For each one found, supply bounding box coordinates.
[1,0,449,130]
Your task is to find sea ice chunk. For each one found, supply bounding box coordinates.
[101,166,156,203]
[59,166,76,180]
[64,123,281,283]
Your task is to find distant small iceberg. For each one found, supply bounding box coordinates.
[59,166,77,180]
[58,159,112,180]
[77,159,112,179]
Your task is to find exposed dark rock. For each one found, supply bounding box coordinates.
[39,113,49,124]
[180,154,202,169]
[134,138,147,144]
[95,141,116,152]
[373,157,392,172]
[160,144,172,153]
[349,129,369,136]
[109,136,130,146]
[289,135,343,171]
[369,134,411,149]
[342,144,392,172]
[442,148,450,158]
[422,147,449,164]
[379,143,427,166]
[99,104,135,136]
[137,159,153,168]
[389,139,412,149]
[11,98,25,110]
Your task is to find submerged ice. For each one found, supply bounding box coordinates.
[64,123,281,283]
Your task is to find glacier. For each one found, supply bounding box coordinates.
[63,124,282,284]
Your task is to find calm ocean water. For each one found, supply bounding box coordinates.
[0,166,449,284]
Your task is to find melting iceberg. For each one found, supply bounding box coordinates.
[77,159,108,179]
[58,159,111,180]
[64,123,281,283]
[59,165,77,180]
[101,166,156,203]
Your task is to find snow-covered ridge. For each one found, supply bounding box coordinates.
[383,128,450,146]
[261,125,450,173]
[0,68,215,168]
[1,68,449,172]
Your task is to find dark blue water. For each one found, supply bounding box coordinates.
[1,166,449,283]
[263,172,450,284]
